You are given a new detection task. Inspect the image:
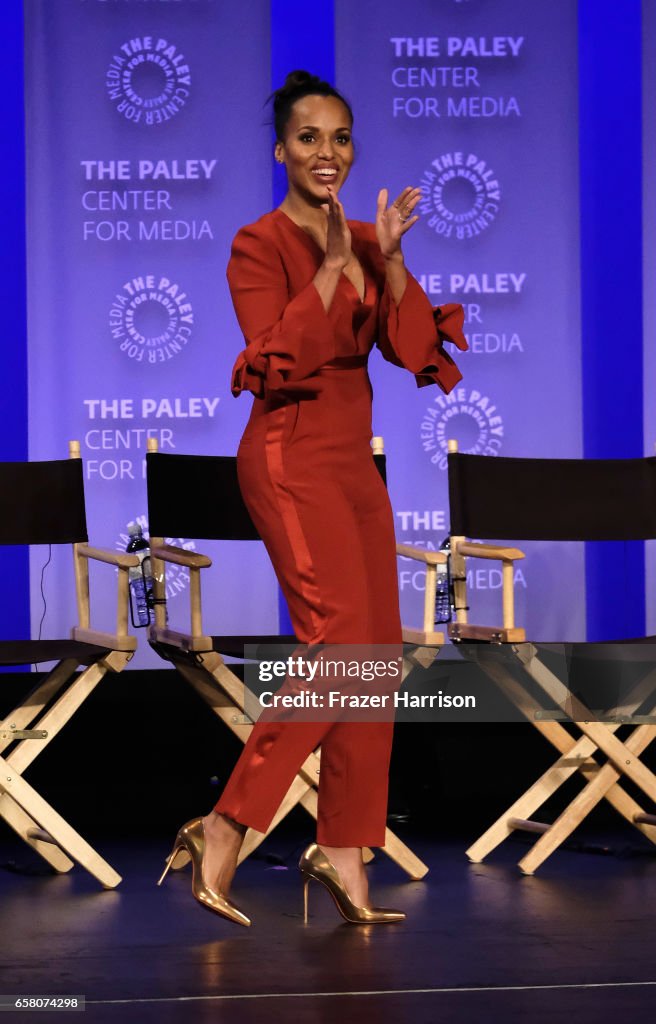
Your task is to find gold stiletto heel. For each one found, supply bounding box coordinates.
[303,875,310,924]
[158,817,251,927]
[299,844,405,925]
[157,848,182,887]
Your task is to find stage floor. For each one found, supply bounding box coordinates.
[0,829,654,1023]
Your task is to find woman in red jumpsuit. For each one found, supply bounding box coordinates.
[160,71,466,926]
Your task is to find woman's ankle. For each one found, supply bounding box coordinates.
[318,846,369,906]
[204,811,246,845]
[200,813,245,893]
[320,845,362,861]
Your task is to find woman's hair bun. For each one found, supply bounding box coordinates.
[281,70,319,92]
[270,70,353,141]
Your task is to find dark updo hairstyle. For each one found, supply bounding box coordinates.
[271,70,354,141]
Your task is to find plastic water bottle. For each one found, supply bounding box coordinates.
[126,521,153,627]
[435,536,452,625]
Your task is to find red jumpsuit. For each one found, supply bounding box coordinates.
[215,208,465,845]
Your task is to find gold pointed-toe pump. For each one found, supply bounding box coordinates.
[158,817,251,927]
[299,844,405,925]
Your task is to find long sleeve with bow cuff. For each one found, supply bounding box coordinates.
[228,225,336,398]
[377,273,467,393]
[228,213,467,400]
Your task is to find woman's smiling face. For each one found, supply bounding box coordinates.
[275,94,354,206]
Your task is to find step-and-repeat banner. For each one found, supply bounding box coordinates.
[25,0,583,657]
[645,0,656,633]
[336,0,584,639]
[25,0,274,665]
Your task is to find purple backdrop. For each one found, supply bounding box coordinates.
[644,0,656,632]
[336,0,584,640]
[24,0,586,658]
[24,0,275,666]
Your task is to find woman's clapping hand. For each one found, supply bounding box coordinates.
[375,186,421,259]
[323,186,352,270]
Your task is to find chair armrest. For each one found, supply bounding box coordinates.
[455,541,525,561]
[150,544,212,569]
[396,543,447,565]
[77,544,140,569]
[450,539,525,637]
[72,543,137,649]
[149,544,210,645]
[394,544,446,646]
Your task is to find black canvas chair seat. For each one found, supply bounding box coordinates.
[0,444,138,888]
[144,440,429,881]
[440,442,656,873]
[211,634,297,659]
[150,636,297,663]
[0,639,111,667]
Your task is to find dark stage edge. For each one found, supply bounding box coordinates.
[0,831,654,1023]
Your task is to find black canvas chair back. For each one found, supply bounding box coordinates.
[146,451,386,541]
[147,452,259,541]
[0,458,88,545]
[448,452,656,542]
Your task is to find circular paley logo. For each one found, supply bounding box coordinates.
[109,275,194,364]
[420,389,504,469]
[419,153,501,241]
[117,518,196,604]
[106,37,191,125]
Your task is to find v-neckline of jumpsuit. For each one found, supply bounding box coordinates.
[273,207,372,308]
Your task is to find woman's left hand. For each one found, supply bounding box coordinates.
[375,186,421,259]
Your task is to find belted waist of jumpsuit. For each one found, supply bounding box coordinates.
[322,354,369,371]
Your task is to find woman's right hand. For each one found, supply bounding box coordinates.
[323,187,351,270]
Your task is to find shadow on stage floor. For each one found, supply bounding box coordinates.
[0,827,654,1024]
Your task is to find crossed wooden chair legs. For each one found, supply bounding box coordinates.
[0,651,133,888]
[463,644,656,873]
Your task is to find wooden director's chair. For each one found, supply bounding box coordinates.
[145,437,428,879]
[438,439,656,873]
[0,442,138,887]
